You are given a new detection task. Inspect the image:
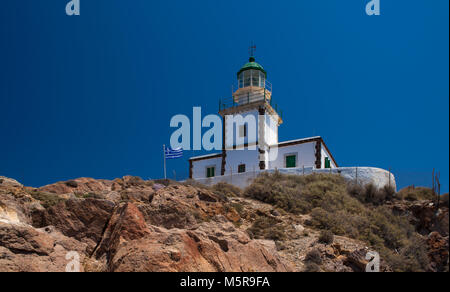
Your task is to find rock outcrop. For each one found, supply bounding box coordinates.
[0,176,447,272]
[93,202,290,272]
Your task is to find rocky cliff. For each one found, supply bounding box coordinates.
[0,175,447,272]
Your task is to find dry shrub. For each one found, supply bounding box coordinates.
[28,191,66,209]
[211,182,242,198]
[305,249,323,265]
[247,216,286,241]
[244,172,430,272]
[440,193,449,207]
[304,262,321,272]
[318,230,334,244]
[397,186,435,201]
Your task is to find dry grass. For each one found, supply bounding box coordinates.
[244,172,431,272]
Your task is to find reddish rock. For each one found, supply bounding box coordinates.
[411,202,449,236]
[38,177,114,195]
[34,198,115,253]
[427,232,449,272]
[107,223,292,272]
[94,202,150,260]
[0,222,87,272]
[138,185,240,229]
[93,202,292,272]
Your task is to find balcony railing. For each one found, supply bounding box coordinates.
[219,91,282,119]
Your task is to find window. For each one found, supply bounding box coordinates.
[239,124,247,138]
[251,70,259,87]
[243,71,251,87]
[285,154,297,168]
[325,157,331,169]
[238,73,244,88]
[259,71,265,87]
[206,166,215,178]
[238,164,246,173]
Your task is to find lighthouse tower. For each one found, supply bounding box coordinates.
[189,51,338,182]
[218,54,283,175]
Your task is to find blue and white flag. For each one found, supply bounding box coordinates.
[165,147,183,159]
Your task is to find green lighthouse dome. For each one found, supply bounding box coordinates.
[237,56,267,78]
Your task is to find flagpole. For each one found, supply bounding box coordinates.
[163,144,167,180]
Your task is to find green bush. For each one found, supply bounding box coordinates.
[81,193,104,200]
[29,191,65,209]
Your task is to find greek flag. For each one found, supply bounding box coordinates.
[164,147,183,159]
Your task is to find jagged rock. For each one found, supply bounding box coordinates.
[0,183,39,226]
[138,185,240,229]
[39,177,114,195]
[1,175,446,272]
[33,198,115,254]
[343,249,369,272]
[94,202,292,272]
[0,177,23,188]
[411,202,449,236]
[0,222,87,272]
[94,202,150,261]
[271,209,281,217]
[427,232,449,272]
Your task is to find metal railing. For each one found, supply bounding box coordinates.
[219,92,282,119]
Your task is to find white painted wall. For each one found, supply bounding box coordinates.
[224,149,260,175]
[268,142,317,169]
[321,145,337,169]
[264,114,278,146]
[191,155,222,179]
[225,109,259,148]
[191,140,336,179]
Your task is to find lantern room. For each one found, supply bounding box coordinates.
[237,57,267,89]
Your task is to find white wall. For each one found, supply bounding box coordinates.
[264,114,279,146]
[191,156,222,179]
[321,145,337,169]
[268,142,317,169]
[224,149,260,175]
[225,109,259,148]
[224,109,279,149]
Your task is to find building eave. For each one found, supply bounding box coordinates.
[189,153,223,162]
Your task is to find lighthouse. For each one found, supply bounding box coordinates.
[189,53,338,181]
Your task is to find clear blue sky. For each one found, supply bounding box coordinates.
[0,0,448,192]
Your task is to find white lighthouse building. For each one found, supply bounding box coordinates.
[189,55,338,181]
